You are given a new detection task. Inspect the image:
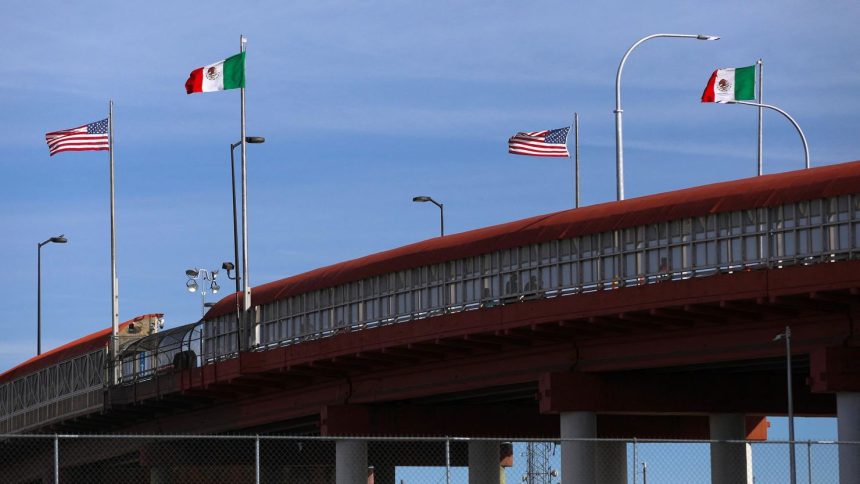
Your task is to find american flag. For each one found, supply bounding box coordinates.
[508,127,570,157]
[45,119,110,156]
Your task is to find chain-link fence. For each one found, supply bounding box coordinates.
[0,434,852,483]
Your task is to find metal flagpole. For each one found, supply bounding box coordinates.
[757,59,763,176]
[728,100,809,170]
[240,35,251,349]
[574,113,580,208]
[109,100,119,383]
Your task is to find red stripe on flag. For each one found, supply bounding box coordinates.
[185,67,204,94]
[50,147,110,156]
[701,70,718,103]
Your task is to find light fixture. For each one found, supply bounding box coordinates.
[412,196,444,236]
[184,267,221,316]
[697,35,720,40]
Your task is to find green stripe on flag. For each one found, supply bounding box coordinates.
[734,65,756,101]
[223,52,246,90]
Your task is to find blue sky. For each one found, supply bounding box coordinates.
[1,1,858,439]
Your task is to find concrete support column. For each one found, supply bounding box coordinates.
[468,440,500,484]
[560,411,596,484]
[837,392,860,484]
[709,414,751,484]
[336,440,367,484]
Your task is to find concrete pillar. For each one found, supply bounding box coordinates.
[336,440,367,484]
[709,414,751,484]
[468,440,500,484]
[560,411,596,484]
[837,392,860,484]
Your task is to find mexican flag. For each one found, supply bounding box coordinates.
[185,52,245,94]
[701,65,755,103]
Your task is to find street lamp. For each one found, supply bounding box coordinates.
[614,33,720,200]
[37,235,67,355]
[413,196,444,237]
[185,267,220,317]
[229,137,265,296]
[230,136,264,349]
[773,326,797,484]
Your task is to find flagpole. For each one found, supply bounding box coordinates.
[728,100,809,170]
[109,100,119,383]
[573,113,580,208]
[239,34,251,350]
[757,59,763,176]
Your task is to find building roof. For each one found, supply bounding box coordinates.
[205,160,860,320]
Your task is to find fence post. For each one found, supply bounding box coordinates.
[632,438,638,484]
[807,440,812,484]
[54,434,59,484]
[445,437,451,484]
[255,434,260,484]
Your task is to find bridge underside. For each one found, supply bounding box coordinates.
[29,260,857,439]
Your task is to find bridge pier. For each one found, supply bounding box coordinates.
[838,392,860,484]
[709,413,752,484]
[336,439,367,484]
[560,411,596,484]
[468,440,500,484]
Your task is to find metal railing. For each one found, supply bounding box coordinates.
[111,194,860,383]
[5,194,860,421]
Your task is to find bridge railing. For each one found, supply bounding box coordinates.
[102,193,860,384]
[0,349,105,433]
[201,193,858,358]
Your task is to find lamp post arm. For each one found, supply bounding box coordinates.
[728,101,810,169]
[614,33,717,201]
[615,34,701,108]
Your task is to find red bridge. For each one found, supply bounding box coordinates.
[3,161,860,483]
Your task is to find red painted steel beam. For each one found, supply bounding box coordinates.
[539,371,835,416]
[809,346,860,393]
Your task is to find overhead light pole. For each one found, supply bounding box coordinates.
[229,136,265,295]
[726,101,809,169]
[614,33,720,200]
[37,235,67,355]
[413,196,444,237]
[774,326,797,484]
[230,136,264,349]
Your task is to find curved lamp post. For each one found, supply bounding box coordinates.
[37,235,67,355]
[413,196,444,237]
[615,33,720,200]
[727,101,809,170]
